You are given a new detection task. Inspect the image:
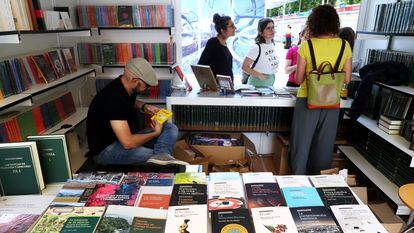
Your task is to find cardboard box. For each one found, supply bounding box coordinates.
[369,203,405,233]
[173,140,197,163]
[350,186,368,204]
[273,134,291,175]
[187,133,256,167]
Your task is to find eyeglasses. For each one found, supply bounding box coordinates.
[265,26,276,31]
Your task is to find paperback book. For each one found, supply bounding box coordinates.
[276,175,313,188]
[282,187,324,208]
[290,206,341,233]
[317,187,359,207]
[169,184,207,206]
[251,207,298,233]
[309,175,348,188]
[211,209,254,233]
[245,182,286,209]
[208,179,245,210]
[135,186,172,210]
[165,205,207,233]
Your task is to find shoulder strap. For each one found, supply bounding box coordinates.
[251,43,261,69]
[307,39,317,71]
[333,39,346,72]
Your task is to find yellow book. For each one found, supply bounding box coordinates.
[151,109,173,124]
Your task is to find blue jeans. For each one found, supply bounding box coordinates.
[94,123,179,165]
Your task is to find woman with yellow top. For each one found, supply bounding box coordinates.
[289,5,352,175]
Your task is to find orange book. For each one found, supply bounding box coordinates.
[116,44,124,64]
[87,6,97,27]
[137,194,170,210]
[146,43,153,63]
[32,106,45,134]
[24,0,34,30]
[148,6,154,26]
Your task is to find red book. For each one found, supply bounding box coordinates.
[26,56,42,84]
[167,44,172,64]
[4,120,14,142]
[133,44,141,58]
[77,6,84,27]
[62,92,76,116]
[148,6,154,26]
[25,0,38,30]
[32,106,45,134]
[54,98,66,120]
[87,6,97,27]
[116,44,124,64]
[146,44,153,64]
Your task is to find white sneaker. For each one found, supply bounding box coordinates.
[146,153,189,166]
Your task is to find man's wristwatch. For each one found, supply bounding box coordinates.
[141,103,147,113]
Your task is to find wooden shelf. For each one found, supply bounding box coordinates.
[0,29,92,44]
[357,115,414,167]
[339,146,411,215]
[97,27,173,35]
[24,68,96,96]
[43,108,88,135]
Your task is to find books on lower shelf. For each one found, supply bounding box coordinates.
[76,5,174,28]
[0,141,44,195]
[78,42,176,65]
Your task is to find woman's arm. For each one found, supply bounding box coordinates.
[285,59,297,74]
[242,57,266,79]
[295,55,306,83]
[343,58,352,84]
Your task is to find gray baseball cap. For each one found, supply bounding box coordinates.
[125,58,158,86]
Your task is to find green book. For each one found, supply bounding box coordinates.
[0,142,45,195]
[27,134,72,183]
[16,110,37,141]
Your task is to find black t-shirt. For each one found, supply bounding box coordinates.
[198,37,234,81]
[87,76,140,155]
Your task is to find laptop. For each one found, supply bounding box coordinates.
[190,64,220,92]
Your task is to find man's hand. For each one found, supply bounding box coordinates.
[151,120,163,135]
[145,104,161,116]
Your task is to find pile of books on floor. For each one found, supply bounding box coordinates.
[378,114,402,135]
[0,172,389,233]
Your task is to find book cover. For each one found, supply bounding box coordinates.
[169,184,207,206]
[282,187,324,208]
[309,175,348,188]
[146,178,173,186]
[151,109,173,124]
[136,186,172,210]
[211,209,254,233]
[208,180,245,210]
[117,6,133,27]
[242,172,276,184]
[317,187,359,207]
[251,207,298,233]
[173,172,206,184]
[47,50,66,78]
[165,205,207,233]
[0,142,44,195]
[74,171,124,184]
[96,205,167,233]
[32,55,56,83]
[31,206,105,233]
[290,206,341,233]
[62,48,77,73]
[51,181,96,207]
[276,175,313,188]
[245,183,286,209]
[209,172,241,181]
[86,180,140,207]
[0,195,54,233]
[331,205,387,233]
[27,134,72,183]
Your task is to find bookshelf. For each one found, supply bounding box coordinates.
[356,31,414,50]
[0,94,32,112]
[101,64,175,74]
[43,107,88,135]
[97,27,174,36]
[0,29,92,44]
[339,146,411,215]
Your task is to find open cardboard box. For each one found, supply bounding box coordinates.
[369,203,406,233]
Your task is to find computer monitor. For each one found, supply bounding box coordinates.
[190,64,220,92]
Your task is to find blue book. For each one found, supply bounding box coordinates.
[146,178,173,186]
[282,187,324,208]
[158,80,171,98]
[0,123,9,143]
[0,61,14,97]
[40,104,52,130]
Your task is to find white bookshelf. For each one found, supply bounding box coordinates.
[339,146,411,215]
[0,94,32,111]
[43,107,89,135]
[357,115,414,167]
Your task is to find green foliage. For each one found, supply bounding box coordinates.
[96,217,130,233]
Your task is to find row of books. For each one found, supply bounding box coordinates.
[77,5,174,28]
[95,78,172,99]
[0,172,388,232]
[372,1,414,33]
[172,105,294,131]
[78,43,176,65]
[0,92,76,143]
[377,114,403,135]
[0,0,74,32]
[0,48,77,99]
[367,49,414,85]
[354,124,414,186]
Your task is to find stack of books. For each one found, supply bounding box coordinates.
[378,114,402,135]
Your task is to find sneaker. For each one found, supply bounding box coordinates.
[146,153,189,166]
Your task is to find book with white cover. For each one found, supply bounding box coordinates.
[60,12,73,29]
[242,172,275,184]
[309,175,348,188]
[331,205,387,233]
[0,195,55,233]
[251,207,298,233]
[276,176,313,188]
[97,205,167,233]
[165,205,208,233]
[208,180,245,210]
[209,172,240,181]
[0,0,16,32]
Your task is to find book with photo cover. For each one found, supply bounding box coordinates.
[74,171,124,184]
[47,50,66,78]
[211,209,254,233]
[245,182,286,209]
[31,54,56,83]
[85,181,140,206]
[117,6,133,27]
[96,205,167,233]
[62,48,77,73]
[290,206,341,233]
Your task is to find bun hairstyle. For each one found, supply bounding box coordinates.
[213,13,231,35]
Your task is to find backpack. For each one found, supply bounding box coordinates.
[306,39,346,109]
[242,43,261,84]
